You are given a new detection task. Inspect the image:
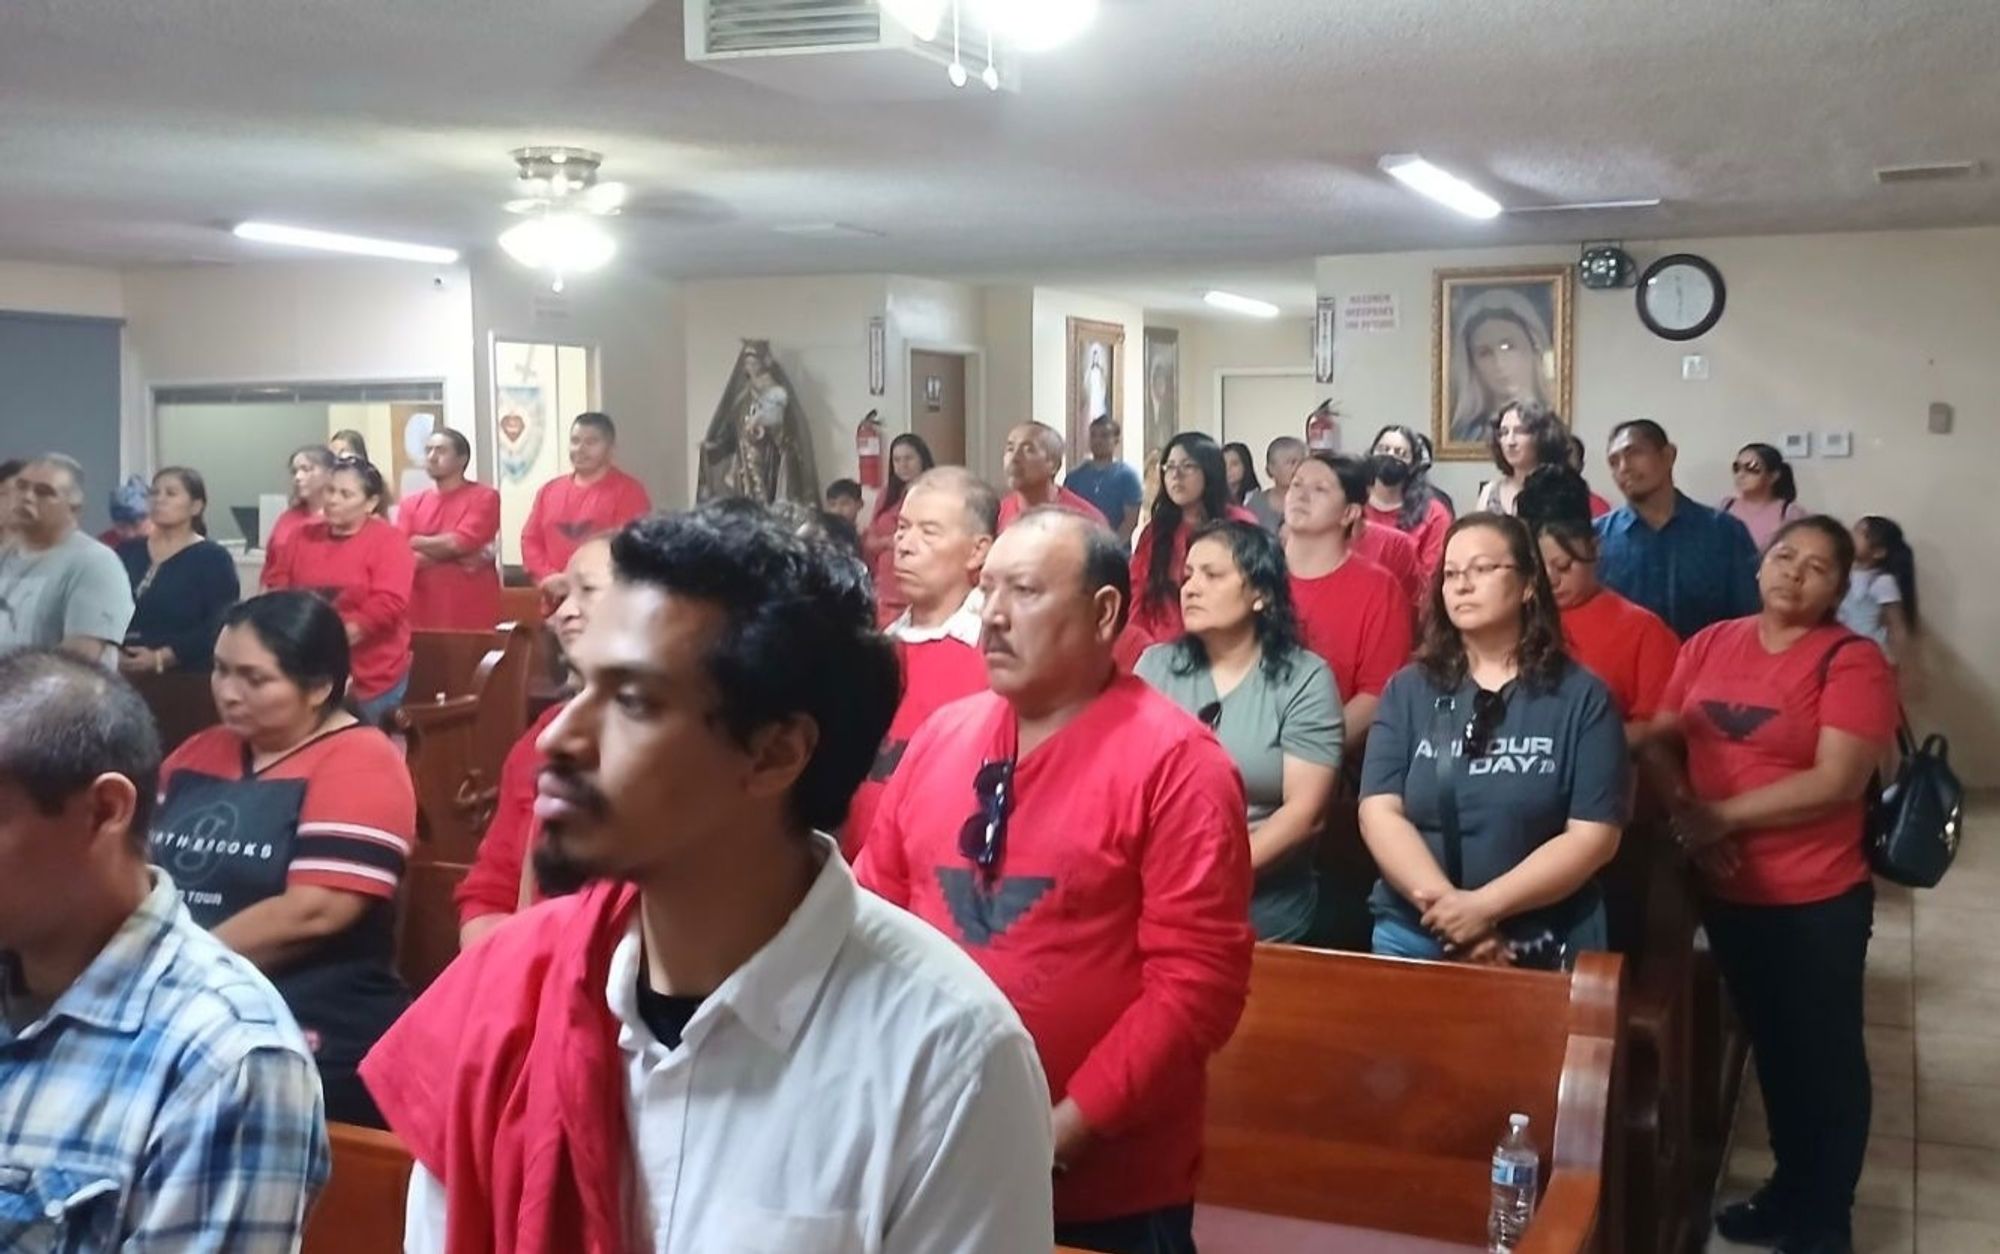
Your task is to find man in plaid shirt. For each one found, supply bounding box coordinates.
[0,650,327,1250]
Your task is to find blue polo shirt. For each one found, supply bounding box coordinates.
[1064,460,1144,535]
[1594,490,1760,640]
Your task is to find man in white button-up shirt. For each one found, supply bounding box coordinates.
[363,501,1054,1254]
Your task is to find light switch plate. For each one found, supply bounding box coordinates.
[1929,402,1954,434]
[1817,431,1852,458]
[1681,354,1709,381]
[1782,432,1812,458]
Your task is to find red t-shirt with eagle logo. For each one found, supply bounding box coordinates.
[1661,618,1898,906]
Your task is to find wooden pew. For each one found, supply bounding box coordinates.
[394,621,535,992]
[1198,945,1622,1254]
[128,666,220,754]
[407,628,502,708]
[304,1123,411,1254]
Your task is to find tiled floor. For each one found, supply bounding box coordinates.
[1710,796,2000,1254]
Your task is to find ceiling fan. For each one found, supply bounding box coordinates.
[500,147,623,292]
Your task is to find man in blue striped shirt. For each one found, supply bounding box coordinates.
[0,650,327,1250]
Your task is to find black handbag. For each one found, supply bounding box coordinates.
[1866,721,1964,888]
[1815,638,1963,889]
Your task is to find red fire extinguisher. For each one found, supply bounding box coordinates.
[1305,399,1339,453]
[856,410,884,489]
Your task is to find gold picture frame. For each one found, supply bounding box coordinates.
[1065,317,1125,457]
[1431,264,1574,460]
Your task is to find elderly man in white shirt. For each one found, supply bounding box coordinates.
[363,502,1052,1254]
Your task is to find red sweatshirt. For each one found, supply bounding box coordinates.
[520,468,652,582]
[264,517,414,701]
[845,636,988,859]
[998,484,1108,531]
[1128,506,1260,639]
[856,675,1253,1221]
[1352,518,1425,612]
[1363,496,1452,576]
[455,702,565,927]
[260,503,315,590]
[363,882,638,1254]
[399,482,502,631]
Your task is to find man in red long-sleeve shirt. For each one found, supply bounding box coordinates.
[858,507,1253,1251]
[520,412,651,600]
[454,533,615,946]
[398,428,502,630]
[997,422,1107,531]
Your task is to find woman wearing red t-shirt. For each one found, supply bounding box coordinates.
[1516,466,1678,742]
[149,592,416,1127]
[263,458,415,726]
[859,434,935,627]
[261,444,336,589]
[1645,517,1898,1253]
[1130,432,1257,639]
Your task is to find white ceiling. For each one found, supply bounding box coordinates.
[1,0,1997,302]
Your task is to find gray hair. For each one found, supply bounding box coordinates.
[28,454,87,507]
[906,466,1001,538]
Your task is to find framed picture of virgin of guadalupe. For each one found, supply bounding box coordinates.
[1431,265,1574,459]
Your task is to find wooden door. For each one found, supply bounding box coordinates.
[909,351,967,466]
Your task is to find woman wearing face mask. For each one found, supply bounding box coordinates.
[1358,513,1628,963]
[262,458,414,726]
[1365,423,1453,573]
[1516,466,1679,744]
[1136,521,1342,941]
[1476,402,1571,516]
[1129,432,1258,639]
[1720,442,1807,552]
[1643,518,1897,1254]
[262,445,337,589]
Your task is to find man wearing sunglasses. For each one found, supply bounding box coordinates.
[859,506,1254,1254]
[365,503,1054,1254]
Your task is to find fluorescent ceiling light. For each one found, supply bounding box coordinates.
[233,221,459,264]
[1204,290,1281,318]
[1377,155,1503,220]
[971,0,1098,51]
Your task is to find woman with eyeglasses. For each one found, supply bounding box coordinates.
[1515,466,1679,743]
[1357,513,1628,963]
[1641,516,1896,1254]
[1364,424,1454,573]
[263,458,415,727]
[1719,442,1806,551]
[1135,520,1342,942]
[1130,433,1257,640]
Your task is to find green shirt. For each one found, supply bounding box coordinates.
[1134,642,1344,940]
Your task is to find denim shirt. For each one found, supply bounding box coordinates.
[1595,490,1760,640]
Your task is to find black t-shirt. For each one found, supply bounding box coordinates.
[636,975,705,1050]
[1359,661,1630,929]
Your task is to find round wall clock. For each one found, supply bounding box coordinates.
[1636,253,1726,340]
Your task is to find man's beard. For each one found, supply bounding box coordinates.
[530,832,597,899]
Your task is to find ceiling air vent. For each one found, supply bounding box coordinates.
[686,0,1012,100]
[704,0,880,54]
[1874,161,1983,186]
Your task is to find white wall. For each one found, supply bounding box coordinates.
[123,258,477,472]
[0,260,125,319]
[1143,312,1315,439]
[981,286,1035,482]
[1317,226,2000,783]
[469,255,686,510]
[1031,287,1146,468]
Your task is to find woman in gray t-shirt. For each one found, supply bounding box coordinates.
[1135,520,1343,941]
[1358,513,1628,965]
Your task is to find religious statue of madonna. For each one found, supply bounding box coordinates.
[697,340,821,507]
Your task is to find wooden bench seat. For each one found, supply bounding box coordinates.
[1199,944,1623,1254]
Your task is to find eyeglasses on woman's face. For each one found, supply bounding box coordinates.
[1161,457,1200,479]
[1438,559,1518,586]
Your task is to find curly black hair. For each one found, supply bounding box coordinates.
[1417,512,1571,693]
[1513,464,1597,565]
[610,500,901,834]
[1166,519,1306,687]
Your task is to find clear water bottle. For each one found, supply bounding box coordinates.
[1487,1112,1540,1253]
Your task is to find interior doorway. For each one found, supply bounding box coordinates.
[909,349,968,467]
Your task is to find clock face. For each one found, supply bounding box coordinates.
[1637,254,1725,340]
